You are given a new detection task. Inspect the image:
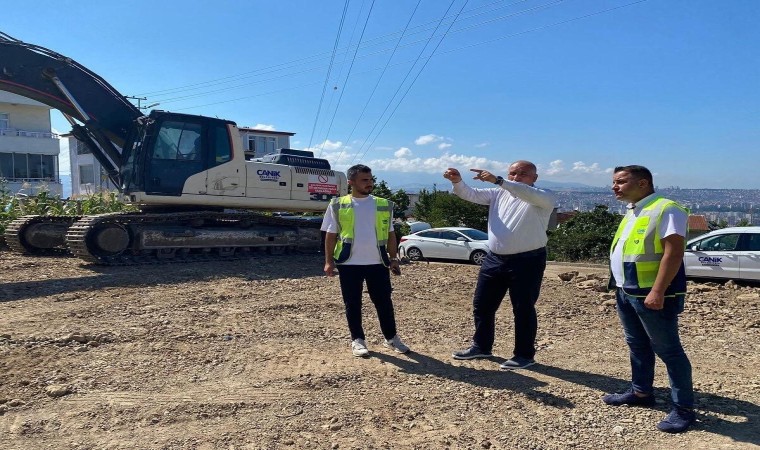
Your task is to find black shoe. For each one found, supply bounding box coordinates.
[499,356,536,370]
[657,406,695,433]
[602,388,656,407]
[452,346,492,360]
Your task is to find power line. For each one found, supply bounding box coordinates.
[316,0,376,157]
[307,0,352,151]
[136,1,524,99]
[314,0,370,153]
[349,0,462,165]
[354,0,470,165]
[333,0,422,164]
[175,0,648,115]
[147,1,560,106]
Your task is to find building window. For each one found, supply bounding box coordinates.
[0,152,12,178]
[80,164,95,184]
[0,152,57,180]
[28,154,42,178]
[0,113,8,130]
[41,155,55,180]
[76,140,91,155]
[244,135,278,158]
[13,153,27,178]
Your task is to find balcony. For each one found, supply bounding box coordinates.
[0,128,59,139]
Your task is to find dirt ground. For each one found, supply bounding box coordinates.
[0,251,759,450]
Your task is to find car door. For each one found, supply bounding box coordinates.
[412,230,442,257]
[437,230,470,260]
[684,233,742,279]
[738,233,760,281]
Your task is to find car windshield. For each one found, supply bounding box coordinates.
[458,229,488,240]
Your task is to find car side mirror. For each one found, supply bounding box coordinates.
[689,245,698,251]
[457,237,467,241]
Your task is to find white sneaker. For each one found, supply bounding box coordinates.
[351,338,369,357]
[383,335,410,354]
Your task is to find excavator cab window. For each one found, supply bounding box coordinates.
[210,123,232,166]
[145,119,205,196]
[152,121,202,161]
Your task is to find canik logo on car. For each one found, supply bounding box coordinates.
[257,169,280,182]
[699,256,723,266]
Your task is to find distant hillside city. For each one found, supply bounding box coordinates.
[549,187,760,226]
[395,181,760,226]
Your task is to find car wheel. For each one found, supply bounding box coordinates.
[470,250,487,265]
[406,247,423,261]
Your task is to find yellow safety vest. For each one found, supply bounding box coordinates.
[331,195,393,266]
[609,196,688,297]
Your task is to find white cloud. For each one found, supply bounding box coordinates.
[438,143,452,150]
[394,147,412,158]
[252,123,275,131]
[475,142,489,148]
[571,161,606,174]
[305,139,343,153]
[365,152,511,175]
[545,160,564,175]
[415,134,443,145]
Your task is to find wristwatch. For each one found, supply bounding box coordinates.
[494,176,504,186]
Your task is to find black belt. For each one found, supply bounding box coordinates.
[491,247,546,259]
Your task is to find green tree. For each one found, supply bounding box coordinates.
[547,205,622,263]
[736,218,751,227]
[390,189,410,219]
[372,180,411,219]
[413,189,488,231]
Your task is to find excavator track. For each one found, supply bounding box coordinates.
[4,215,80,256]
[65,211,322,265]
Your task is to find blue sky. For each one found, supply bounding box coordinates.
[4,0,759,188]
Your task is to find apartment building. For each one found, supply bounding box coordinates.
[0,91,62,196]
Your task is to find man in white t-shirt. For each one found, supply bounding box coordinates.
[604,165,695,433]
[321,164,409,357]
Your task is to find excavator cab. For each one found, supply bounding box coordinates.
[121,111,234,197]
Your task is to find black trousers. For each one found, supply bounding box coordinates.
[471,248,546,358]
[337,264,397,341]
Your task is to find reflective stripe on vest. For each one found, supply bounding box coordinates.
[332,195,393,266]
[610,196,688,297]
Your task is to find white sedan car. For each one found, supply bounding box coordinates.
[684,226,760,281]
[399,227,490,265]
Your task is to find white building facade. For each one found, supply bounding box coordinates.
[0,91,62,196]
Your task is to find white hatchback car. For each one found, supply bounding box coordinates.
[399,227,490,265]
[684,226,760,281]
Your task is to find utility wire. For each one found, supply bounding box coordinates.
[333,0,422,164]
[308,0,351,151]
[153,0,562,106]
[137,0,525,98]
[354,0,470,165]
[349,0,462,165]
[317,0,376,157]
[176,0,648,112]
[314,0,369,153]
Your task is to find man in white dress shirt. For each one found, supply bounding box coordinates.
[444,160,556,369]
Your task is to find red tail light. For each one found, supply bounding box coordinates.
[400,237,407,243]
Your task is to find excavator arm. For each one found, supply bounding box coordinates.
[0,32,143,185]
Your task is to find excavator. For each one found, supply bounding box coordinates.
[0,32,347,264]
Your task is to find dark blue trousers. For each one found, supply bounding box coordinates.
[337,264,397,341]
[472,248,546,358]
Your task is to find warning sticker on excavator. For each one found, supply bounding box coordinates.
[308,174,338,194]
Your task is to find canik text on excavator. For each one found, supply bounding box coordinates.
[0,32,347,264]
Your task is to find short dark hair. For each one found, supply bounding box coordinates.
[614,165,653,188]
[346,164,372,180]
